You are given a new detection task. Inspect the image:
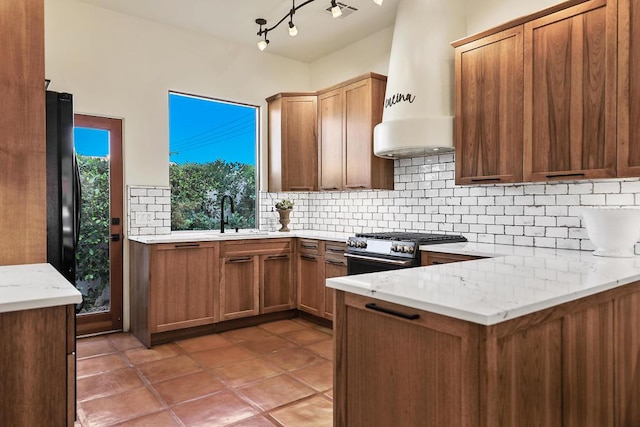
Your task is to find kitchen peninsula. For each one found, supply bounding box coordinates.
[0,263,82,427]
[328,244,640,426]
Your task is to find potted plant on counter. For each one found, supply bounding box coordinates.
[275,199,294,232]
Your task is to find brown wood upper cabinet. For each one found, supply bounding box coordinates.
[318,74,393,191]
[617,0,640,176]
[524,0,617,182]
[267,94,318,192]
[454,26,524,185]
[268,73,392,192]
[454,0,621,184]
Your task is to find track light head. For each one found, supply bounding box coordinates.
[288,21,298,36]
[257,38,269,51]
[331,1,342,18]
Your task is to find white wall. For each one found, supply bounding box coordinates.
[45,0,311,188]
[464,0,566,35]
[45,0,311,330]
[309,26,394,89]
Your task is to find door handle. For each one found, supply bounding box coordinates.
[108,234,120,242]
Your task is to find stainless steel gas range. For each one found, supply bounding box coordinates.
[345,232,467,275]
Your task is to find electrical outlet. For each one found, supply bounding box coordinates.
[135,212,154,225]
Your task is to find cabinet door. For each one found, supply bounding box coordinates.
[261,253,294,313]
[455,26,524,185]
[343,79,374,190]
[323,256,346,320]
[524,0,616,182]
[220,256,259,321]
[151,243,217,333]
[282,96,318,191]
[617,0,640,176]
[318,88,344,191]
[297,253,322,316]
[336,294,477,426]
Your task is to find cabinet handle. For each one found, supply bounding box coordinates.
[289,186,313,191]
[300,254,317,261]
[470,177,502,182]
[267,254,289,260]
[545,172,585,179]
[228,257,252,263]
[345,184,367,189]
[326,247,344,253]
[320,186,339,191]
[326,259,346,266]
[174,243,201,248]
[431,261,444,265]
[365,303,420,320]
[301,244,318,250]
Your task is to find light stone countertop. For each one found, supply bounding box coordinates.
[128,229,350,244]
[0,263,83,314]
[327,242,640,325]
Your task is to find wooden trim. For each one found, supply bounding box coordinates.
[266,92,316,102]
[316,72,387,95]
[74,114,124,335]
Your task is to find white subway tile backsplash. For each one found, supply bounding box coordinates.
[127,155,640,250]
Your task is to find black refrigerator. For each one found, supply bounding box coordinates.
[46,90,81,285]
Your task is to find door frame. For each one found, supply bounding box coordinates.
[74,114,124,335]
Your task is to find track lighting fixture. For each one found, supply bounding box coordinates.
[255,0,383,51]
[256,19,270,51]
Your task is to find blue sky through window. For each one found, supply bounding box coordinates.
[74,128,109,157]
[169,92,257,165]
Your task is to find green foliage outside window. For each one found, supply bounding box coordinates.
[170,160,256,231]
[76,155,110,313]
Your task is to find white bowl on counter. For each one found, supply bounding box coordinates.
[580,207,640,258]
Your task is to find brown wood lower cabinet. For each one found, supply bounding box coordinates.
[297,239,346,321]
[421,250,486,266]
[130,241,219,347]
[323,243,347,320]
[0,305,76,427]
[220,239,293,321]
[334,283,640,426]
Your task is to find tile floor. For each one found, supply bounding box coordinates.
[75,318,334,427]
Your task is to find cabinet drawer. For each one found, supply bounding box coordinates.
[324,241,346,256]
[221,239,292,257]
[155,241,218,251]
[298,239,321,254]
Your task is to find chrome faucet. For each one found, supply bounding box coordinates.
[220,195,237,233]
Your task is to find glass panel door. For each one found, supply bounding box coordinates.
[74,114,123,335]
[74,127,110,314]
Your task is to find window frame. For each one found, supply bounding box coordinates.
[168,90,261,231]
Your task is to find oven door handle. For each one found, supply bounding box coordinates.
[344,253,415,267]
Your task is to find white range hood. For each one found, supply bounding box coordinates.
[374,0,466,159]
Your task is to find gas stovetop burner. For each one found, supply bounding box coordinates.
[355,232,467,245]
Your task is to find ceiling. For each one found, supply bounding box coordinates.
[75,0,400,62]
